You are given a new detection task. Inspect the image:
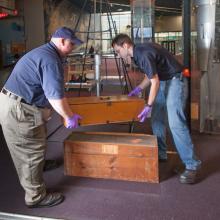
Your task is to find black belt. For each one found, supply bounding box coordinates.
[1,88,30,105]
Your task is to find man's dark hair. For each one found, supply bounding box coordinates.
[112,34,133,47]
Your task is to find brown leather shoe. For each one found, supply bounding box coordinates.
[26,193,64,208]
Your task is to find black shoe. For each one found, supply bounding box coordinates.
[26,193,64,208]
[43,159,59,172]
[179,169,198,184]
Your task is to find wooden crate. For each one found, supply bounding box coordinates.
[67,95,145,126]
[64,132,159,183]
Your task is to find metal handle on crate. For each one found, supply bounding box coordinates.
[100,96,111,101]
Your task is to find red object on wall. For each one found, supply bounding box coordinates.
[13,9,18,15]
[183,68,190,77]
[0,5,18,19]
[0,12,8,18]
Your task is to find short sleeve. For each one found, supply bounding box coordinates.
[41,63,65,99]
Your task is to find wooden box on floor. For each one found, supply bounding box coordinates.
[66,95,145,126]
[64,132,159,183]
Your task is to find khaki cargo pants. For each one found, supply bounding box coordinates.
[0,92,51,205]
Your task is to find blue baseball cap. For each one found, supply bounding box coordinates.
[52,27,83,45]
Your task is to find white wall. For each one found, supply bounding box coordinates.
[155,15,196,32]
[23,0,45,51]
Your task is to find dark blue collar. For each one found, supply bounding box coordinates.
[48,41,62,61]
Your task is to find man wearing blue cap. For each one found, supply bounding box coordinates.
[0,27,83,208]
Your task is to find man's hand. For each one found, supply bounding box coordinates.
[64,114,82,129]
[128,86,142,97]
[138,105,152,122]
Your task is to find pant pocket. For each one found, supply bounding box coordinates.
[17,103,45,138]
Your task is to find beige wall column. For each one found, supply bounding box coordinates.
[23,0,45,51]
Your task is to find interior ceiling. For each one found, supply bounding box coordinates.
[68,0,182,16]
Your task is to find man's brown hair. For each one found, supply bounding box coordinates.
[112,34,133,47]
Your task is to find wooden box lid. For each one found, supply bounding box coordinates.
[65,132,158,157]
[67,95,144,105]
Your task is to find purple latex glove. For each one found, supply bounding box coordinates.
[138,105,152,123]
[64,114,82,129]
[128,86,142,97]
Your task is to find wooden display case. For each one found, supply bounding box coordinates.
[65,56,95,91]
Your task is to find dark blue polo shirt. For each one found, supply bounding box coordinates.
[133,43,183,81]
[4,42,65,107]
